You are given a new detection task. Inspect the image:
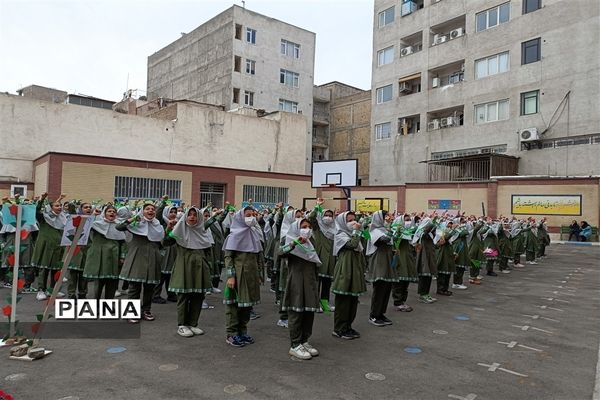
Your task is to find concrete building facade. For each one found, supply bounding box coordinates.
[370,0,600,185]
[0,93,309,185]
[147,5,316,172]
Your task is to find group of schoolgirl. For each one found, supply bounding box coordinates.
[0,193,552,361]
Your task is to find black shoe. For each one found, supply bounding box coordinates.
[486,271,498,277]
[368,317,386,327]
[332,331,353,340]
[380,315,393,325]
[152,296,167,304]
[347,329,361,338]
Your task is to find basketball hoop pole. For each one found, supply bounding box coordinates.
[341,187,352,211]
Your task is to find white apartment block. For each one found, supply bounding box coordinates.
[147,5,316,172]
[370,0,600,185]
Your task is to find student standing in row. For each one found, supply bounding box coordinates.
[280,218,321,359]
[308,198,336,312]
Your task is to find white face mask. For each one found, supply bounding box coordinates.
[346,222,356,231]
[300,228,312,239]
[176,211,184,220]
[244,216,257,227]
[322,216,333,224]
[404,221,412,227]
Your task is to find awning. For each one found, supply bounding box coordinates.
[399,73,421,83]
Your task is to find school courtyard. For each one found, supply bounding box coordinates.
[1,244,599,400]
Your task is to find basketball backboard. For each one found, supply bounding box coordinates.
[311,159,358,188]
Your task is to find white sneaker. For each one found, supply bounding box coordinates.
[477,275,484,280]
[189,326,204,335]
[177,326,194,337]
[202,300,214,309]
[211,287,222,294]
[277,319,288,328]
[514,263,525,268]
[36,291,47,301]
[329,306,335,312]
[302,342,319,357]
[62,277,68,283]
[501,270,511,274]
[115,290,123,297]
[527,261,538,265]
[289,344,311,360]
[56,292,66,298]
[451,284,468,290]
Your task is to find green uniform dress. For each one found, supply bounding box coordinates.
[523,224,539,262]
[332,212,367,335]
[537,223,550,257]
[435,229,456,293]
[415,220,437,297]
[31,204,66,292]
[452,228,470,285]
[497,227,513,271]
[83,230,123,299]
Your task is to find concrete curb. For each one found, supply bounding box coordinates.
[553,240,600,246]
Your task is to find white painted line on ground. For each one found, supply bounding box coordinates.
[593,335,600,400]
[541,297,570,303]
[512,325,554,335]
[477,362,528,377]
[497,341,543,352]
[536,305,564,312]
[522,314,560,322]
[448,393,477,400]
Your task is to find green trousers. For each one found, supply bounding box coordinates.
[94,278,118,300]
[288,310,314,347]
[436,273,450,292]
[37,268,57,292]
[526,250,535,261]
[68,270,88,298]
[226,304,251,336]
[392,280,410,306]
[127,282,154,312]
[453,267,465,284]
[370,280,391,319]
[334,294,358,334]
[177,292,205,327]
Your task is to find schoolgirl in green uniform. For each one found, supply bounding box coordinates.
[391,214,418,312]
[307,198,336,312]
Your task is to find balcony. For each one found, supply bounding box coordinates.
[398,114,421,135]
[429,15,466,47]
[400,0,424,17]
[398,73,422,98]
[426,105,464,132]
[425,153,519,182]
[399,31,423,58]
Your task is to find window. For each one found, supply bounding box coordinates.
[475,99,509,124]
[233,88,240,104]
[114,176,181,200]
[243,91,254,106]
[376,84,393,104]
[279,99,298,113]
[280,69,300,88]
[521,38,541,64]
[523,0,541,14]
[10,184,27,198]
[476,2,510,32]
[521,90,539,115]
[200,183,225,208]
[246,28,256,44]
[377,46,394,66]
[475,51,510,79]
[235,24,242,40]
[245,59,256,75]
[281,39,300,58]
[378,6,395,27]
[375,122,392,140]
[234,56,241,72]
[243,185,288,205]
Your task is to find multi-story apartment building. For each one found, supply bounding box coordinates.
[147,5,316,172]
[370,0,600,185]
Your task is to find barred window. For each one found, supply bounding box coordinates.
[114,176,181,200]
[200,182,225,208]
[242,185,288,204]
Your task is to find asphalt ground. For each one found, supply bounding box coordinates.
[1,244,599,400]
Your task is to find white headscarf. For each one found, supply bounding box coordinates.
[92,206,126,241]
[126,205,164,242]
[333,211,362,256]
[222,209,262,253]
[366,210,389,256]
[280,209,296,240]
[285,219,321,264]
[162,205,177,225]
[412,217,434,245]
[316,209,336,241]
[170,207,213,250]
[43,204,67,230]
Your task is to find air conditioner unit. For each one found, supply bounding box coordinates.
[399,81,412,93]
[428,119,440,130]
[449,28,465,39]
[434,34,448,45]
[445,117,455,127]
[400,46,414,56]
[520,127,540,142]
[432,77,440,88]
[440,118,448,128]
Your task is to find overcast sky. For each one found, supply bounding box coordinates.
[0,0,374,101]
